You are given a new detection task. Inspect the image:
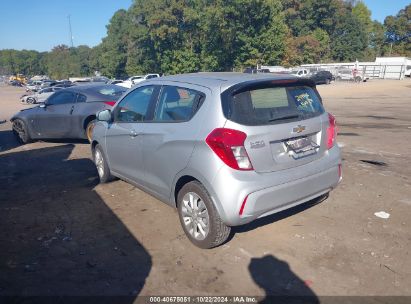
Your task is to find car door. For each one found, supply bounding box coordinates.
[311,72,319,84]
[34,91,77,138]
[105,85,158,184]
[141,84,208,201]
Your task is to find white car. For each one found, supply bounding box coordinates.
[291,68,311,77]
[116,74,160,88]
[20,87,62,104]
[335,69,369,82]
[25,81,43,92]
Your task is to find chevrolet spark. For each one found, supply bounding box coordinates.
[91,73,341,248]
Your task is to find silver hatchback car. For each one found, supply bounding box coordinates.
[91,73,342,248]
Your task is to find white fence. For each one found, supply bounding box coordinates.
[301,63,409,80]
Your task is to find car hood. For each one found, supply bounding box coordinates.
[12,105,39,119]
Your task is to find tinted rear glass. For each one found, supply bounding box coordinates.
[228,86,324,126]
[98,87,125,97]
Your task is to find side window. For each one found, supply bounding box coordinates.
[115,86,155,122]
[154,86,204,122]
[47,91,76,105]
[146,75,158,79]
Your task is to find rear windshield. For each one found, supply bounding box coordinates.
[98,87,126,97]
[228,86,324,126]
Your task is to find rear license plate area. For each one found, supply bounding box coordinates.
[284,136,319,158]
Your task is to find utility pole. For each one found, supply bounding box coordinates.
[68,15,74,48]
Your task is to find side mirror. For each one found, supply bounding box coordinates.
[97,109,112,122]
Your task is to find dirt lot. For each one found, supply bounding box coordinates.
[1,80,411,300]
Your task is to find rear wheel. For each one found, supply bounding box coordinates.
[12,119,31,144]
[27,97,36,104]
[355,76,362,83]
[85,120,96,143]
[177,181,231,249]
[336,76,342,81]
[325,78,331,85]
[93,144,113,183]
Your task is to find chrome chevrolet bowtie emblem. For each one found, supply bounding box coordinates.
[293,125,306,133]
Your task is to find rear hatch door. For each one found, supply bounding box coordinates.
[222,80,328,173]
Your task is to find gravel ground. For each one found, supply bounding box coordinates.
[0,79,410,299]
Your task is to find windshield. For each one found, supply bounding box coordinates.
[227,86,324,126]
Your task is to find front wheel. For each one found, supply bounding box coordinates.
[325,78,331,85]
[177,181,231,249]
[93,144,113,183]
[12,119,31,144]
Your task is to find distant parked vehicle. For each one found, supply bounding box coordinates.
[11,84,127,143]
[291,68,310,77]
[91,77,110,84]
[20,87,63,104]
[404,65,411,77]
[10,80,24,87]
[108,79,124,85]
[310,70,333,85]
[26,81,43,92]
[243,67,257,74]
[40,80,58,89]
[117,74,160,88]
[55,80,73,87]
[335,68,369,82]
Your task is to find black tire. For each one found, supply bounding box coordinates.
[93,144,113,183]
[336,76,342,81]
[85,120,96,143]
[27,97,36,104]
[355,76,362,83]
[177,181,231,249]
[12,119,31,144]
[325,78,331,85]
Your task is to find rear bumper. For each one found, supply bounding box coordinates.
[240,165,340,223]
[210,146,341,226]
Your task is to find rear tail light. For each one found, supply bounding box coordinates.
[326,113,337,150]
[104,101,116,106]
[206,128,253,171]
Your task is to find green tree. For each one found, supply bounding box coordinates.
[384,4,411,56]
[99,9,130,78]
[331,5,368,61]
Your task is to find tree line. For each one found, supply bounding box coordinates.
[0,0,410,79]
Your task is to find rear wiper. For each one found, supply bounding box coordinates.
[268,114,300,122]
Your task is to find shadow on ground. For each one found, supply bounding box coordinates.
[0,130,21,152]
[249,255,319,303]
[0,144,151,298]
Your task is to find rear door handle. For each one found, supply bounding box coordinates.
[129,130,141,138]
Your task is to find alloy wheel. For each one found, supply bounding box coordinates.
[181,192,210,240]
[95,149,104,178]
